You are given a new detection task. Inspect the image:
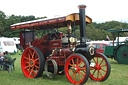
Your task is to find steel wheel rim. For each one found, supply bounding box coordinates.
[116,44,128,64]
[45,59,58,78]
[21,48,40,78]
[90,53,108,81]
[65,55,87,84]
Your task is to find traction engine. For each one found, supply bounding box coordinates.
[11,5,111,85]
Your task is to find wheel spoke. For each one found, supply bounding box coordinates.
[25,61,29,64]
[78,71,82,80]
[79,67,86,70]
[29,67,31,71]
[97,56,99,65]
[24,65,29,69]
[101,64,107,67]
[28,53,31,60]
[69,64,75,67]
[28,49,32,56]
[32,51,36,59]
[35,54,38,59]
[24,57,29,60]
[99,70,103,78]
[32,71,36,76]
[35,67,37,72]
[29,68,34,77]
[32,68,36,76]
[71,72,76,77]
[101,68,107,72]
[68,69,73,72]
[76,58,79,66]
[79,71,85,77]
[71,59,75,66]
[77,61,83,67]
[90,67,95,70]
[92,69,96,75]
[93,58,97,64]
[75,73,76,82]
[82,70,86,74]
[97,70,99,79]
[34,65,39,69]
[99,59,104,66]
[35,58,39,61]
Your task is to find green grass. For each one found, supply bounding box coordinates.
[0,53,128,85]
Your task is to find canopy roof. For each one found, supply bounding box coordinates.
[108,29,128,32]
[11,13,92,30]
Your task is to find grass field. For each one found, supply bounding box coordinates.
[0,53,128,85]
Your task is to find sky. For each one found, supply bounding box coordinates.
[0,0,128,23]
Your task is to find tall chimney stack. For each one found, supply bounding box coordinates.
[78,5,86,45]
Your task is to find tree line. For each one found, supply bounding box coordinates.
[0,10,46,37]
[59,21,128,41]
[0,10,128,40]
[86,21,128,40]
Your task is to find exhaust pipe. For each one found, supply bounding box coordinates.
[78,5,86,45]
[75,5,95,60]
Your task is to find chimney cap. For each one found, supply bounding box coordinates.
[78,5,86,9]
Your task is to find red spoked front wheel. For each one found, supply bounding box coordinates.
[65,53,90,85]
[21,47,45,78]
[90,53,111,81]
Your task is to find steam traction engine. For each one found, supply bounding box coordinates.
[11,5,111,85]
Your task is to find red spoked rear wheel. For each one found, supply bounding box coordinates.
[65,53,90,85]
[21,47,45,78]
[90,53,111,81]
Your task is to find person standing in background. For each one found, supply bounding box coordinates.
[4,51,13,65]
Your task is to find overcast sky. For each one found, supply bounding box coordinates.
[0,0,128,23]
